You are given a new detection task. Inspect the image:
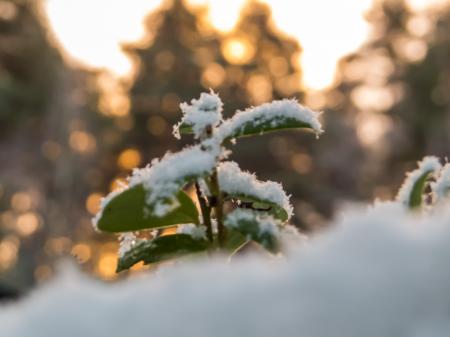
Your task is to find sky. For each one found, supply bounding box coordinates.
[44,0,447,90]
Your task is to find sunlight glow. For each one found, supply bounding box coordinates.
[222,37,255,65]
[45,0,161,76]
[45,0,374,90]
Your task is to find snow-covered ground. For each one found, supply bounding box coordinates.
[2,202,450,337]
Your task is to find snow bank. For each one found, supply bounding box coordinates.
[3,203,450,337]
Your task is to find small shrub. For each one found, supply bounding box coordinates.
[395,156,450,210]
[93,91,323,272]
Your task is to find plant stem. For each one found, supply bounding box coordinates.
[195,182,213,242]
[210,169,225,247]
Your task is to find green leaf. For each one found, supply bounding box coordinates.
[227,116,315,140]
[117,234,209,272]
[408,171,434,209]
[224,209,281,254]
[97,184,199,233]
[225,194,289,222]
[223,229,248,255]
[177,122,193,135]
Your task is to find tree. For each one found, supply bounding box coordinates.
[329,0,450,199]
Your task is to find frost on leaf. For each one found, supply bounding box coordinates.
[118,232,141,258]
[173,91,223,139]
[177,224,207,240]
[129,144,217,216]
[218,161,293,221]
[217,99,322,141]
[224,209,281,253]
[432,163,450,203]
[396,156,442,209]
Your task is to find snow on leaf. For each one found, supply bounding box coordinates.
[218,161,292,221]
[94,185,199,233]
[224,209,281,253]
[396,156,442,209]
[118,232,141,258]
[177,224,207,241]
[173,90,223,139]
[432,163,450,203]
[217,99,322,142]
[129,144,217,216]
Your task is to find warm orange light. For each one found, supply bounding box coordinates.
[44,237,72,256]
[71,243,92,263]
[16,212,40,236]
[356,113,393,147]
[291,153,313,174]
[117,148,142,170]
[97,252,118,279]
[0,236,19,271]
[110,178,127,192]
[69,131,96,154]
[201,62,226,88]
[221,37,255,65]
[351,85,396,112]
[246,74,272,104]
[86,193,103,215]
[11,192,32,212]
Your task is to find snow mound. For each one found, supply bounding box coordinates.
[4,203,450,337]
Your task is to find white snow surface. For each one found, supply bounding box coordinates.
[218,161,293,219]
[173,91,223,139]
[4,202,450,337]
[432,163,450,202]
[396,156,442,207]
[217,99,323,141]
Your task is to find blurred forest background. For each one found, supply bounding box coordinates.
[0,0,449,296]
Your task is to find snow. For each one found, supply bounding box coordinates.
[224,208,280,236]
[173,91,223,139]
[217,99,323,141]
[118,233,140,258]
[4,201,450,336]
[218,161,293,219]
[96,144,218,219]
[432,163,450,203]
[176,224,207,240]
[396,156,442,207]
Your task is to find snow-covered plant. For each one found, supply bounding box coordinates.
[93,91,322,272]
[394,156,450,210]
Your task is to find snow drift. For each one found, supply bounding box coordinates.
[2,202,450,337]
